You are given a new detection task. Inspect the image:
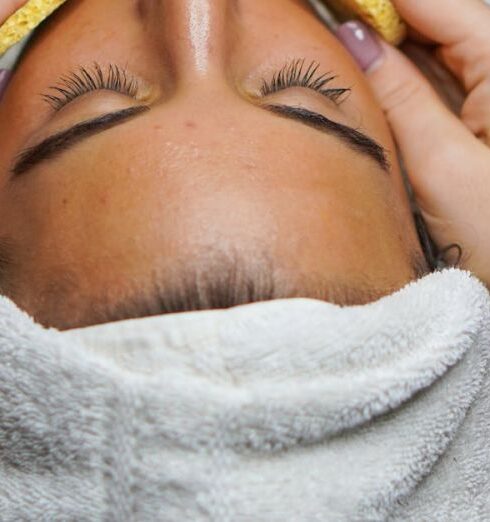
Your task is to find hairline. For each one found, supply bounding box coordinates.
[77,249,432,328]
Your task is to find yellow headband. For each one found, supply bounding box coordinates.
[0,0,67,56]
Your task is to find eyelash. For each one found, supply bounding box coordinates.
[42,63,139,111]
[42,59,349,111]
[260,59,350,104]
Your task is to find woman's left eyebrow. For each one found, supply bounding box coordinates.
[11,105,151,176]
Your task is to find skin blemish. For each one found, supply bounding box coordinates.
[185,120,197,129]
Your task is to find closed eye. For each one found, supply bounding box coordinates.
[41,62,140,111]
[260,58,351,105]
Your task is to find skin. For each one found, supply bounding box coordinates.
[0,0,426,329]
[363,0,490,287]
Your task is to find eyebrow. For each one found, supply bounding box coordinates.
[12,102,389,176]
[264,104,390,171]
[12,105,151,176]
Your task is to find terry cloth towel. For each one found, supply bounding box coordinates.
[0,268,489,521]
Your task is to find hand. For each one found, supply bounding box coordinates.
[0,1,28,94]
[1,0,27,25]
[337,0,490,286]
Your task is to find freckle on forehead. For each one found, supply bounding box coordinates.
[185,120,197,129]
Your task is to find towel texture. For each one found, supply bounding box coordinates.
[0,268,489,521]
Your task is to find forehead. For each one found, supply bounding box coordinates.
[0,0,426,330]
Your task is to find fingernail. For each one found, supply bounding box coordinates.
[336,21,384,72]
[0,70,12,100]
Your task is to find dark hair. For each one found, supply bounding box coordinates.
[413,210,463,271]
[0,211,460,329]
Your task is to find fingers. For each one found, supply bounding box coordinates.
[371,41,478,195]
[337,22,470,170]
[337,23,476,186]
[392,0,490,48]
[0,0,25,97]
[461,81,490,145]
[393,0,490,94]
[337,22,490,284]
[0,0,27,26]
[0,0,27,97]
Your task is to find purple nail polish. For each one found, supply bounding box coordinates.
[336,21,384,72]
[0,70,12,100]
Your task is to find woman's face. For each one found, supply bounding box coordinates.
[0,0,427,329]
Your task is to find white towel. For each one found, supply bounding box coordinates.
[0,267,489,521]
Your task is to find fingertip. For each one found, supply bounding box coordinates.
[336,21,386,73]
[0,70,11,102]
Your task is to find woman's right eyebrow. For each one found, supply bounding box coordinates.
[264,104,390,172]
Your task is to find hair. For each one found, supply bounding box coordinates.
[3,17,461,328]
[0,237,14,287]
[101,248,431,321]
[4,240,431,330]
[0,211,460,330]
[413,210,463,271]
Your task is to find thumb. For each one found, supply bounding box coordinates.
[336,21,490,281]
[0,1,28,97]
[0,0,27,26]
[336,21,480,200]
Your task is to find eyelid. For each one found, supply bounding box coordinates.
[41,62,141,112]
[260,58,351,106]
